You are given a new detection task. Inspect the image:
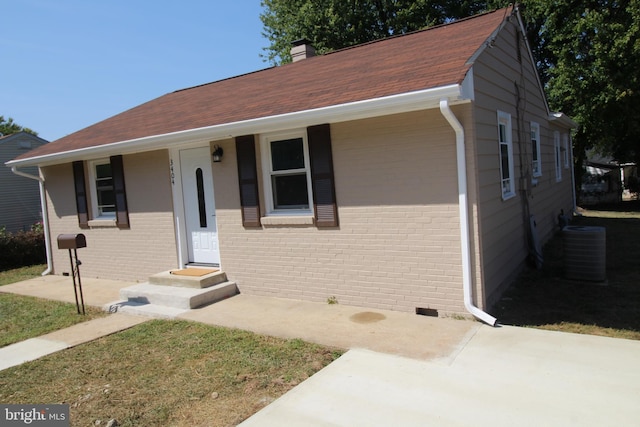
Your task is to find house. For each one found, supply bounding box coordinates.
[580,156,624,205]
[6,6,576,324]
[0,131,48,232]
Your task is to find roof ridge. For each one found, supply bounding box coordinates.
[171,7,511,95]
[323,7,510,57]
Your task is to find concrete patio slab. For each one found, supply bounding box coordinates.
[178,294,479,361]
[0,274,134,307]
[241,327,640,426]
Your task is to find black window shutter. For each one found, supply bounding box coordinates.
[110,155,130,229]
[72,161,89,229]
[235,135,261,227]
[307,124,339,227]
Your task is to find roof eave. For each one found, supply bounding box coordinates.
[6,83,469,168]
[549,112,579,129]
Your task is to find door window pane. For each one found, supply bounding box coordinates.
[196,168,207,228]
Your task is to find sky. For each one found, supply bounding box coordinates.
[2,0,269,142]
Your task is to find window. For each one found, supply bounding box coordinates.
[530,122,541,177]
[554,131,562,181]
[498,111,515,199]
[89,159,116,218]
[236,124,338,228]
[563,133,570,169]
[261,131,313,214]
[72,155,129,229]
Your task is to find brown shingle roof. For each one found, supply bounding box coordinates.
[15,7,510,162]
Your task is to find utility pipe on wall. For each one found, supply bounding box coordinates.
[439,99,497,326]
[10,166,53,276]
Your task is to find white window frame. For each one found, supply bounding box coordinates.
[88,158,116,219]
[498,111,515,200]
[531,122,542,177]
[554,131,562,181]
[563,133,570,169]
[260,129,314,216]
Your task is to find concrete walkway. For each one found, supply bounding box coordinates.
[2,276,640,425]
[240,326,640,426]
[0,314,147,371]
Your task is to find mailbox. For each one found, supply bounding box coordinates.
[57,234,87,250]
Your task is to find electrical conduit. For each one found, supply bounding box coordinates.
[439,99,497,326]
[10,167,53,276]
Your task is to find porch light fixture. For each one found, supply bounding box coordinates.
[212,145,224,163]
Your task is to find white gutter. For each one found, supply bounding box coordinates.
[6,84,467,169]
[439,99,497,326]
[10,167,53,276]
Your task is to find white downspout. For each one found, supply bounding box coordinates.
[10,166,53,276]
[439,99,497,326]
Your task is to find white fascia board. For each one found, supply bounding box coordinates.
[7,84,467,168]
[549,112,579,129]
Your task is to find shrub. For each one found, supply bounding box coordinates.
[0,223,46,271]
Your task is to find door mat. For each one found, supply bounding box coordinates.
[170,268,219,277]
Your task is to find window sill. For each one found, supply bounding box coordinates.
[88,218,117,228]
[260,215,315,226]
[502,192,516,201]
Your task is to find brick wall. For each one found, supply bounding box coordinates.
[43,150,178,282]
[215,110,468,315]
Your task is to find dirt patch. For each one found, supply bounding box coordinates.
[349,312,386,324]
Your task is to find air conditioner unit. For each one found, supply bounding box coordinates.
[563,226,606,282]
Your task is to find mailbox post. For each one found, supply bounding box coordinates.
[57,234,87,314]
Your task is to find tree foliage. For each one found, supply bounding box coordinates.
[260,0,504,64]
[0,116,37,137]
[261,0,640,175]
[522,1,640,167]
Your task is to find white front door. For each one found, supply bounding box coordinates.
[180,147,220,265]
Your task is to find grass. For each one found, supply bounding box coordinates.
[0,320,342,426]
[0,294,106,348]
[492,201,640,340]
[0,264,106,347]
[0,264,47,286]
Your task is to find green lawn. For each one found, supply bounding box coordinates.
[0,264,47,286]
[492,202,640,340]
[0,320,342,426]
[0,264,106,347]
[0,264,342,426]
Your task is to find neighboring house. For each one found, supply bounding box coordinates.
[6,6,576,323]
[0,132,48,232]
[581,157,624,205]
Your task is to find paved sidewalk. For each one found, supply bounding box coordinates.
[0,274,131,307]
[0,314,148,371]
[240,326,640,426]
[179,294,479,360]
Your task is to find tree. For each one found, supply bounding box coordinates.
[261,0,640,195]
[519,1,640,193]
[0,116,37,136]
[260,0,503,64]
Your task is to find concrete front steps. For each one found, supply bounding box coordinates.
[104,268,238,319]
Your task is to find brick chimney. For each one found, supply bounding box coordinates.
[290,39,316,62]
